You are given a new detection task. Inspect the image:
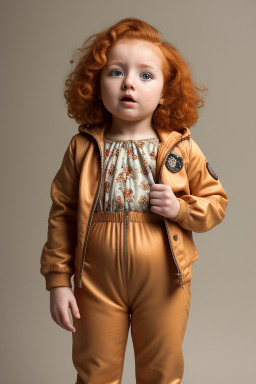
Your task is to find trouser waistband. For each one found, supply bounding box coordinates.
[92,211,165,224]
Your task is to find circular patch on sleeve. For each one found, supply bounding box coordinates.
[206,161,218,180]
[165,152,183,173]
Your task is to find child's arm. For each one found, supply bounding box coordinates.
[40,136,79,291]
[171,137,229,233]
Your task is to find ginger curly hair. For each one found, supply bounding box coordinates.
[64,17,208,132]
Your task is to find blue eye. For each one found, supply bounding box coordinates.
[109,69,153,80]
[110,69,123,77]
[141,72,153,80]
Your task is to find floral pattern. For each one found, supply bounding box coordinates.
[95,136,160,213]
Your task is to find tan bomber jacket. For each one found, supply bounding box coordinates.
[40,122,229,291]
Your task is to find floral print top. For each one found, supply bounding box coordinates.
[95,136,161,213]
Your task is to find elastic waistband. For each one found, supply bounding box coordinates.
[92,211,165,224]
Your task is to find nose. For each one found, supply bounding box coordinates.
[122,73,135,90]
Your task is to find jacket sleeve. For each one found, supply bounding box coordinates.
[40,137,79,291]
[171,137,229,233]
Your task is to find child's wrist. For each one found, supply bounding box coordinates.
[169,199,181,219]
[170,198,189,222]
[45,272,72,291]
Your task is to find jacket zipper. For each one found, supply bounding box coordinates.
[159,135,191,290]
[163,218,184,289]
[77,132,104,288]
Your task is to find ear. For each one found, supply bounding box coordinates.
[158,89,164,105]
[158,96,164,105]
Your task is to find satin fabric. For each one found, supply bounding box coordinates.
[40,122,229,291]
[72,211,191,384]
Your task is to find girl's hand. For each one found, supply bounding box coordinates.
[150,183,181,219]
[50,287,81,333]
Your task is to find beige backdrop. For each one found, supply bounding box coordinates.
[1,0,255,383]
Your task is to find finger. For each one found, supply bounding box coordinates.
[54,311,63,329]
[151,205,170,218]
[150,205,162,214]
[152,199,172,207]
[151,183,171,190]
[60,308,76,332]
[69,299,81,319]
[150,189,171,199]
[150,191,172,203]
[150,198,164,206]
[150,192,164,201]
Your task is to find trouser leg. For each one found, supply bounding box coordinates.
[127,212,192,384]
[72,212,130,384]
[72,284,130,384]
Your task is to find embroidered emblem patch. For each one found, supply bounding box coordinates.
[206,161,218,180]
[165,152,183,173]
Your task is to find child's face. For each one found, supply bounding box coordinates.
[99,39,165,123]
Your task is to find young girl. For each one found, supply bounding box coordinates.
[40,17,229,384]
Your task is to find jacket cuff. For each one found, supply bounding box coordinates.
[171,198,189,223]
[45,273,72,291]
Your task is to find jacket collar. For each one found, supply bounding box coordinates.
[78,121,191,149]
[78,121,191,184]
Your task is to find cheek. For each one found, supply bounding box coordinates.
[142,85,161,106]
[100,81,120,111]
[101,79,118,98]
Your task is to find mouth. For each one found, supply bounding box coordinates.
[120,94,136,102]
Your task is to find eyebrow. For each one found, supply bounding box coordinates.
[106,62,158,71]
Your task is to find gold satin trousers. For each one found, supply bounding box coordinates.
[72,211,192,384]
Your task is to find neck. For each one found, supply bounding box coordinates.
[105,116,159,140]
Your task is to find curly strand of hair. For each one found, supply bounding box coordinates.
[63,17,208,129]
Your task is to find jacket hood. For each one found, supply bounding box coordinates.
[78,121,191,148]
